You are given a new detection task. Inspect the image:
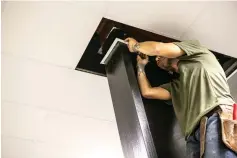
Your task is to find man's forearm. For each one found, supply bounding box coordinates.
[134,41,184,58]
[137,65,151,95]
[134,41,161,56]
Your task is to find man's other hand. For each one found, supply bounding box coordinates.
[137,55,149,66]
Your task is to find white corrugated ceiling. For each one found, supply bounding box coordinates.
[2,1,237,69]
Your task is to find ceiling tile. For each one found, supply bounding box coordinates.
[105,1,206,39]
[2,1,107,69]
[181,2,237,58]
[2,53,116,121]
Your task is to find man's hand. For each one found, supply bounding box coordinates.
[136,55,171,100]
[125,37,138,53]
[137,55,148,76]
[137,55,149,66]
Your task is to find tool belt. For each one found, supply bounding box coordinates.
[199,105,237,158]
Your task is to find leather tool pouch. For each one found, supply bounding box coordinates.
[200,105,237,158]
[218,105,237,153]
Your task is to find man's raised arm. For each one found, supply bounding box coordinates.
[125,37,184,58]
[136,55,171,100]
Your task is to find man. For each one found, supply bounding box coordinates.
[125,37,237,158]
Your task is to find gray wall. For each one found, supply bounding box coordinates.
[228,70,237,102]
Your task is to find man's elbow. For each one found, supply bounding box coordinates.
[141,90,153,99]
[141,88,171,100]
[156,43,184,58]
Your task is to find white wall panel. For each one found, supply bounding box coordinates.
[228,71,237,102]
[181,2,237,58]
[2,136,43,158]
[2,1,107,68]
[2,53,115,122]
[2,102,123,158]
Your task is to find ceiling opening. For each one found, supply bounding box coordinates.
[76,18,237,77]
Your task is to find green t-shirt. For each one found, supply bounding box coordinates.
[160,40,235,138]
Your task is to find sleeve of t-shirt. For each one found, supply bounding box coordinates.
[160,83,172,105]
[173,40,207,56]
[159,83,171,93]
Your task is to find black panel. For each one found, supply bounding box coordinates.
[142,62,186,158]
[76,32,106,76]
[106,43,157,158]
[106,42,186,158]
